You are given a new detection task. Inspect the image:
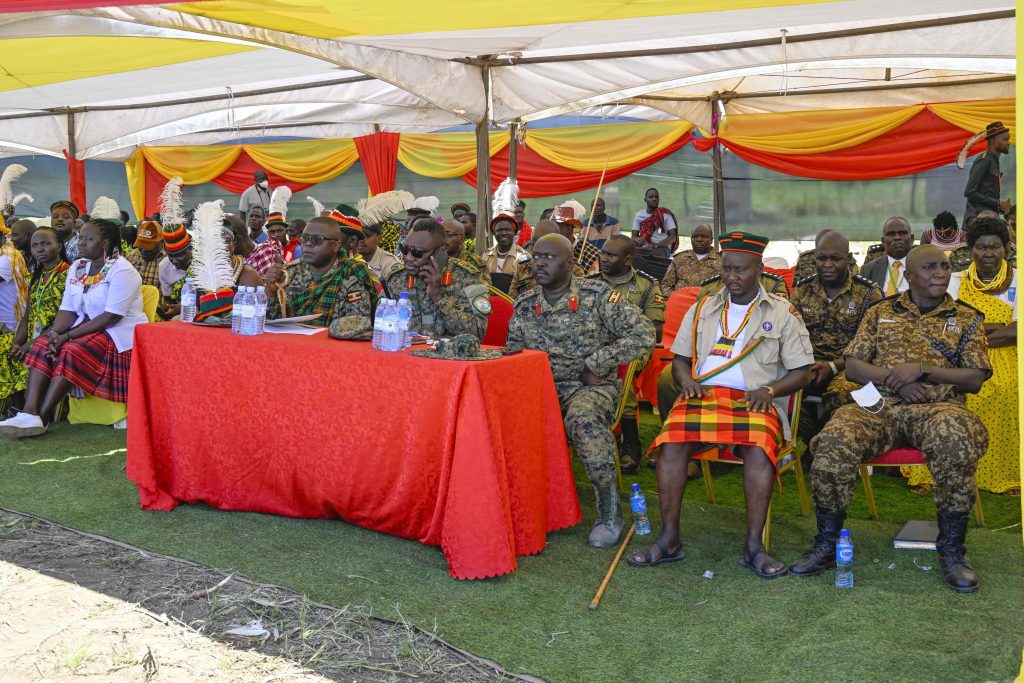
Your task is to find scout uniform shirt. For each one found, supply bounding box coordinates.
[843,292,992,405]
[507,277,655,399]
[484,242,530,275]
[587,267,666,329]
[383,257,491,340]
[661,249,721,294]
[672,286,814,439]
[790,273,881,362]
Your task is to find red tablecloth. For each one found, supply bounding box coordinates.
[126,323,581,579]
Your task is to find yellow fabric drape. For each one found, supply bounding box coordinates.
[929,99,1016,143]
[144,145,243,184]
[243,139,358,183]
[398,132,507,178]
[125,149,147,224]
[525,120,693,172]
[720,105,924,154]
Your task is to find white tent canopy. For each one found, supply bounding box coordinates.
[0,0,1011,161]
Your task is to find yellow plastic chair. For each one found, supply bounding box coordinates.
[611,359,642,492]
[691,391,811,550]
[67,285,159,425]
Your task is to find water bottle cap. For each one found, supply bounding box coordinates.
[840,529,850,537]
[400,292,410,299]
[256,286,265,292]
[631,483,640,492]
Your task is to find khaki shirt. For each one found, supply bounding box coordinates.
[844,292,991,405]
[484,243,531,275]
[670,286,814,438]
[365,247,402,281]
[661,249,721,294]
[790,273,881,361]
[588,267,665,328]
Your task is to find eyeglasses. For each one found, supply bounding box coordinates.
[399,244,433,259]
[300,234,340,246]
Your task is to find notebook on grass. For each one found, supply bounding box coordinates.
[893,520,938,550]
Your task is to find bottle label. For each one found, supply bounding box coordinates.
[837,546,853,563]
[239,305,255,316]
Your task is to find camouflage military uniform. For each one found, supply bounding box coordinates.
[509,260,584,300]
[795,249,861,282]
[809,292,992,513]
[507,277,656,490]
[455,245,488,275]
[861,243,885,266]
[266,257,377,327]
[383,257,490,340]
[587,267,665,415]
[790,272,881,415]
[660,249,721,294]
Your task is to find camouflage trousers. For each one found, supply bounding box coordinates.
[560,384,620,489]
[810,401,988,513]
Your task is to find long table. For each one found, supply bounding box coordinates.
[126,322,581,579]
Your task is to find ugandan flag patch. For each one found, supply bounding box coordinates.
[347,291,363,303]
[608,291,622,303]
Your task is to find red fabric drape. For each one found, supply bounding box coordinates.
[63,151,86,216]
[463,134,694,197]
[354,132,400,195]
[141,150,313,217]
[720,110,984,180]
[127,323,581,580]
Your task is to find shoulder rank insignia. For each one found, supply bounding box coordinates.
[608,291,622,303]
[653,293,666,304]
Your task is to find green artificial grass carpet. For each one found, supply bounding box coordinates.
[0,419,1021,682]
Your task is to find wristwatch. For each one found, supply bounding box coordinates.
[919,362,933,381]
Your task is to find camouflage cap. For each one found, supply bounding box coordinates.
[409,334,502,361]
[329,315,373,340]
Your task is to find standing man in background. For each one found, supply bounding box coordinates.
[964,121,1012,223]
[239,169,271,223]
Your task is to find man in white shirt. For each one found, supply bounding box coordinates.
[238,170,271,223]
[861,217,913,295]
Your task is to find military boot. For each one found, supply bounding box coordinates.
[789,506,846,576]
[936,509,979,593]
[619,418,641,474]
[588,483,624,548]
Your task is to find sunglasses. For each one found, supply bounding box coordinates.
[399,244,434,259]
[300,234,340,246]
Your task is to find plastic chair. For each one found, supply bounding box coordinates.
[636,286,699,408]
[482,286,514,346]
[690,391,811,549]
[763,266,796,295]
[611,359,642,492]
[67,285,159,426]
[859,448,985,526]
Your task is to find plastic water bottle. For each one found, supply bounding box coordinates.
[179,278,197,323]
[836,529,854,588]
[397,292,412,349]
[382,300,402,352]
[629,483,652,535]
[372,299,388,350]
[231,288,244,334]
[254,286,268,334]
[239,287,258,336]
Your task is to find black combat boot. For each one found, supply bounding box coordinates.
[789,506,846,576]
[936,509,979,593]
[619,418,641,474]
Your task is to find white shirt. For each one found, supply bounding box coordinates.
[61,257,149,353]
[948,268,1018,321]
[157,258,188,296]
[0,253,16,328]
[239,183,271,215]
[696,296,755,391]
[885,255,909,294]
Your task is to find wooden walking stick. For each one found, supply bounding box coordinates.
[589,525,635,611]
[577,155,611,264]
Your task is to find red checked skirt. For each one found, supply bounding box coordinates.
[649,386,783,465]
[23,331,132,403]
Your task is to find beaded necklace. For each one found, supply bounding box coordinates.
[710,294,759,358]
[72,256,116,288]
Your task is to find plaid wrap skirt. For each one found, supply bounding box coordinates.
[24,330,132,403]
[649,385,783,465]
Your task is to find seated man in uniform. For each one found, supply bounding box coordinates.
[630,232,812,577]
[661,223,720,294]
[443,218,486,274]
[384,216,491,340]
[792,244,991,593]
[790,230,881,450]
[264,216,378,327]
[589,234,665,472]
[507,234,655,548]
[509,220,586,299]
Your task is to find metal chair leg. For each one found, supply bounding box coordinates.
[860,465,878,519]
[762,501,772,550]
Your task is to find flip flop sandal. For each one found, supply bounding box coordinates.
[739,551,788,579]
[626,538,685,568]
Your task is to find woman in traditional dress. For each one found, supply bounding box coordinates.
[631,187,678,258]
[903,216,1019,494]
[0,199,149,438]
[0,227,69,412]
[921,210,967,251]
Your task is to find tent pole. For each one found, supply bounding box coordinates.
[475,64,492,255]
[712,96,726,239]
[508,120,519,179]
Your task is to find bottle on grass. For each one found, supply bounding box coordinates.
[836,528,853,588]
[630,483,651,535]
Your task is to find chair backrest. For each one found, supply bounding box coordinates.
[869,447,926,466]
[661,286,700,349]
[612,359,641,427]
[763,265,796,294]
[141,285,160,322]
[482,288,514,346]
[489,272,513,294]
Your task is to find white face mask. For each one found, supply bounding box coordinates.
[259,180,269,188]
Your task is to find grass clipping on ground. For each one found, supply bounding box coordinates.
[0,422,1022,683]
